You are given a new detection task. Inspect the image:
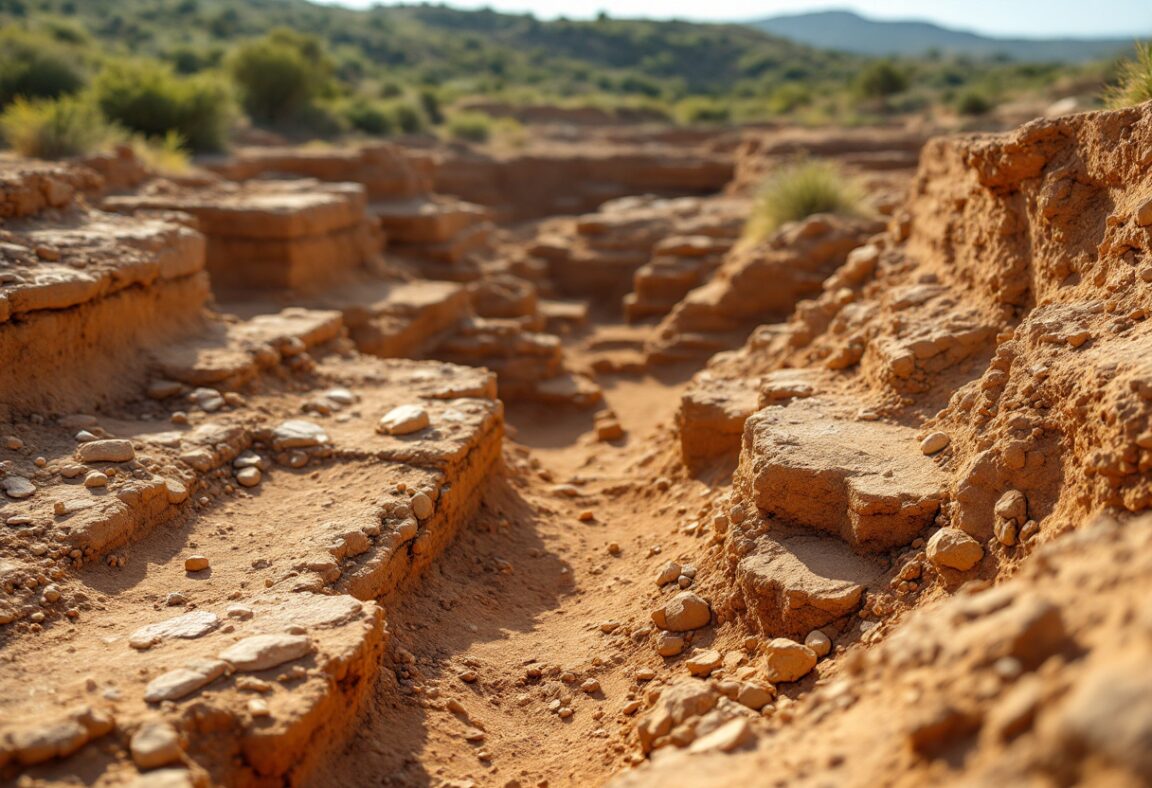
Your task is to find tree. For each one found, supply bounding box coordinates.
[856,60,909,99]
[228,29,331,125]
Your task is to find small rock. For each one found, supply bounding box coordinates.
[144,660,228,703]
[688,717,753,754]
[685,649,723,677]
[325,388,357,406]
[84,471,108,489]
[377,405,430,436]
[581,678,601,694]
[557,707,573,719]
[2,476,35,499]
[994,490,1028,524]
[219,633,312,672]
[596,420,624,441]
[76,439,135,463]
[5,435,23,450]
[165,479,189,504]
[165,592,188,607]
[129,611,220,650]
[652,591,711,632]
[607,542,621,555]
[184,555,210,572]
[804,630,832,658]
[272,420,329,450]
[147,380,183,400]
[635,668,656,681]
[226,604,254,620]
[130,721,183,769]
[926,528,984,571]
[920,432,950,455]
[736,681,775,711]
[657,634,686,657]
[655,561,681,587]
[235,467,262,488]
[248,699,271,717]
[410,492,434,520]
[763,638,817,683]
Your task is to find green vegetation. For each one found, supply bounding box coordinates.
[746,160,863,240]
[1106,43,1152,108]
[956,89,995,116]
[93,60,231,151]
[0,95,118,159]
[0,0,1123,157]
[446,111,493,143]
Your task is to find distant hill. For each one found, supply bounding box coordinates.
[750,10,1136,63]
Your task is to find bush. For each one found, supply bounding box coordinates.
[0,31,86,106]
[419,89,444,125]
[93,60,232,152]
[341,97,396,136]
[746,160,863,240]
[131,130,191,174]
[228,29,331,126]
[856,61,909,99]
[956,89,994,116]
[675,96,730,124]
[389,100,427,134]
[446,111,492,142]
[0,95,118,159]
[1106,43,1152,108]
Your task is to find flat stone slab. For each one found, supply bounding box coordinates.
[736,534,883,638]
[129,611,220,650]
[739,398,947,551]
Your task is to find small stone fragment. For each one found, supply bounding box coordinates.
[581,678,601,694]
[2,476,35,499]
[657,634,686,657]
[685,649,723,677]
[804,630,832,658]
[655,561,681,587]
[219,633,312,672]
[920,432,950,455]
[926,528,984,571]
[410,492,434,520]
[76,439,135,463]
[763,638,817,683]
[84,471,108,489]
[652,591,711,632]
[130,721,183,769]
[235,467,262,488]
[377,405,430,436]
[184,555,209,572]
[688,717,754,754]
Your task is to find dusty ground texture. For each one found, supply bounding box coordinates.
[2,107,1152,788]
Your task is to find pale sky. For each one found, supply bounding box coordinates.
[320,1,1152,39]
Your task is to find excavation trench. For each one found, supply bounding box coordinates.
[311,329,716,787]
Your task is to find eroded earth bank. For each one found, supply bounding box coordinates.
[2,108,1152,788]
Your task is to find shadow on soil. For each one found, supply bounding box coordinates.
[309,471,573,787]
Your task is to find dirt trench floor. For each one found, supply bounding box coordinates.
[310,355,707,787]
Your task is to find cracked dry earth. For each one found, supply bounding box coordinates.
[4,106,1152,788]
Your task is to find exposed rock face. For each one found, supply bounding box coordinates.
[649,213,882,364]
[435,142,735,221]
[0,163,209,419]
[737,398,947,552]
[106,179,380,293]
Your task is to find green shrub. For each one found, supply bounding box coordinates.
[0,31,86,106]
[93,60,232,152]
[956,89,994,116]
[341,97,396,136]
[228,29,331,125]
[856,61,909,99]
[389,100,427,134]
[675,96,730,124]
[1106,43,1152,108]
[131,130,190,174]
[746,160,863,240]
[0,95,118,159]
[446,111,492,142]
[419,89,444,125]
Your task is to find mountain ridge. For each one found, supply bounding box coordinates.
[750,9,1137,62]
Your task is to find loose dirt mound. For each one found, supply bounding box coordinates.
[3,107,1152,787]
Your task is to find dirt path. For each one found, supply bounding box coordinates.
[316,368,709,787]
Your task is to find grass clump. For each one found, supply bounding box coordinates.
[746,160,864,240]
[0,30,86,106]
[1106,43,1152,108]
[446,111,493,143]
[93,60,232,152]
[0,95,119,159]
